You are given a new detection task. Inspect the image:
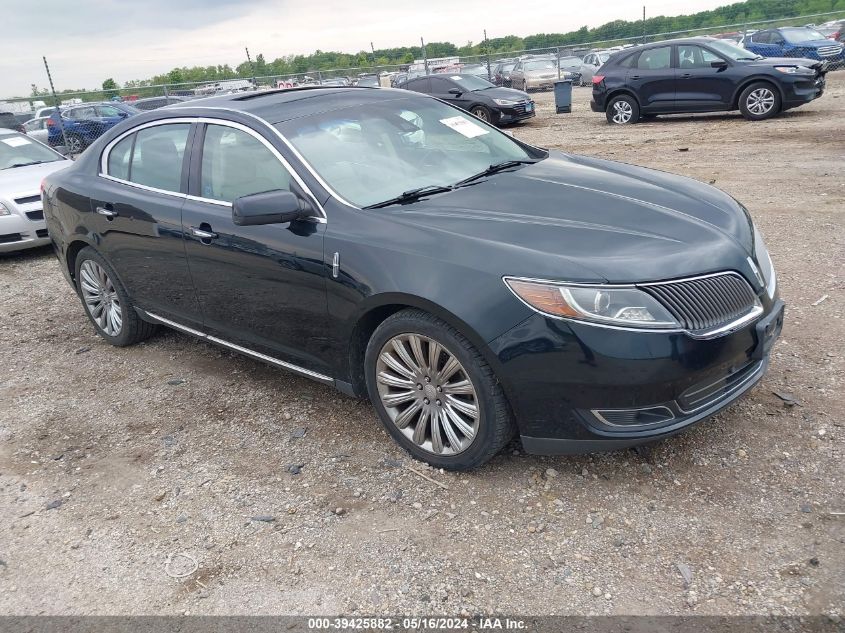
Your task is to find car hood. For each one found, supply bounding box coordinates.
[384,151,756,284]
[0,160,71,198]
[473,87,530,101]
[747,56,826,69]
[524,69,559,77]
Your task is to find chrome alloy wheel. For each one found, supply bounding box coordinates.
[79,260,123,336]
[376,333,479,456]
[611,100,633,124]
[471,107,489,122]
[747,88,775,115]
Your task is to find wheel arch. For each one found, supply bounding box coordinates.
[605,88,642,109]
[345,293,507,399]
[730,76,784,110]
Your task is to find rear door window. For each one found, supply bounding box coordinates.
[637,46,671,70]
[125,123,190,192]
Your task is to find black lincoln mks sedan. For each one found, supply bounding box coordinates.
[41,86,784,470]
[591,36,827,124]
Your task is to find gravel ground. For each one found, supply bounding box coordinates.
[1,75,843,617]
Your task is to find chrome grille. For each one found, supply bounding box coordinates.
[819,45,843,57]
[641,273,758,332]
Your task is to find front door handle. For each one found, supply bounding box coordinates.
[681,73,692,78]
[630,74,641,80]
[190,226,218,241]
[95,205,117,219]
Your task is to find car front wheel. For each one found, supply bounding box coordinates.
[365,309,515,470]
[739,82,781,120]
[75,246,157,347]
[470,105,492,123]
[606,95,639,124]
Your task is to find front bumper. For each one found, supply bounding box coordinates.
[488,298,784,454]
[0,204,49,253]
[782,73,826,108]
[526,77,558,91]
[498,101,536,124]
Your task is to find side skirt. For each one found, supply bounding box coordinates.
[137,308,336,387]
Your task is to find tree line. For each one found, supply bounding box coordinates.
[26,0,845,99]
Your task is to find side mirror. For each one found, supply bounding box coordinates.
[448,88,463,96]
[232,190,311,226]
[711,60,729,69]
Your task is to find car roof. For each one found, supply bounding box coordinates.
[165,86,416,124]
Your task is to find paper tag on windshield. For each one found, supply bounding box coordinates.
[439,116,489,139]
[2,137,31,147]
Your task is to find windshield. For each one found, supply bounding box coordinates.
[451,74,495,90]
[277,98,537,207]
[781,27,827,43]
[525,60,556,71]
[707,39,760,60]
[0,132,64,169]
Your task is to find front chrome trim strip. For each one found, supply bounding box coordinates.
[144,311,333,384]
[591,405,676,428]
[677,360,764,414]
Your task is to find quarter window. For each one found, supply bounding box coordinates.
[200,124,292,203]
[637,46,671,70]
[107,134,134,181]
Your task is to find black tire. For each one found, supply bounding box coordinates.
[74,246,157,347]
[738,81,781,121]
[65,133,86,154]
[470,105,493,123]
[606,94,639,125]
[365,309,515,471]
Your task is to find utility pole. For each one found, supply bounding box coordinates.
[642,6,647,44]
[484,29,492,81]
[245,47,257,89]
[371,41,377,66]
[421,37,429,75]
[42,56,68,151]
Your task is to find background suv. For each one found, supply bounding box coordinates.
[744,26,845,62]
[591,37,827,124]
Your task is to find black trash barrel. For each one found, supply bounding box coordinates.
[554,78,572,114]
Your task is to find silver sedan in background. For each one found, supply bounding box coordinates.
[509,59,561,91]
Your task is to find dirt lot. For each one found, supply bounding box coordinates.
[1,75,843,618]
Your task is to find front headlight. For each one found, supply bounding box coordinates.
[753,226,777,299]
[504,278,681,329]
[774,65,814,75]
[493,98,519,106]
[0,202,10,217]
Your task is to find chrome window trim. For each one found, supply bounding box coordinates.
[98,114,327,222]
[144,311,333,384]
[502,271,764,338]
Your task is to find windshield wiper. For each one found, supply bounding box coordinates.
[454,159,536,187]
[364,185,453,209]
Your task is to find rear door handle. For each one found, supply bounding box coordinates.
[190,226,218,241]
[95,205,117,219]
[681,73,692,78]
[630,75,641,80]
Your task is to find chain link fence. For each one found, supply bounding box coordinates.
[1,9,843,155]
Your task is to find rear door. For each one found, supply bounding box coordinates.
[627,45,675,112]
[180,120,330,375]
[675,44,735,110]
[91,119,202,327]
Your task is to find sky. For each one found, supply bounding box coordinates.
[1,0,731,98]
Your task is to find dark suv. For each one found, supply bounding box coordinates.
[591,37,827,124]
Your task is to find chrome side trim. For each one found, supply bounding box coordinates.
[99,173,188,200]
[144,311,333,384]
[145,311,206,337]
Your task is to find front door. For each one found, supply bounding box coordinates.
[627,45,676,112]
[181,121,330,374]
[675,44,735,110]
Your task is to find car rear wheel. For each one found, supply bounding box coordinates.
[739,82,781,120]
[606,95,639,124]
[470,105,492,122]
[75,247,157,347]
[365,309,515,470]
